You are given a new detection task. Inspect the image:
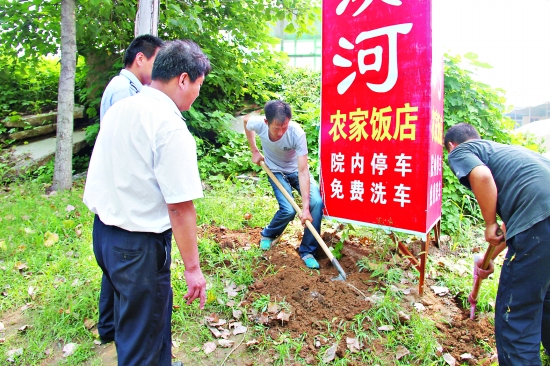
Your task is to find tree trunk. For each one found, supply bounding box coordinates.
[135,0,160,36]
[52,0,77,191]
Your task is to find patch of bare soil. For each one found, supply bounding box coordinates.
[91,224,496,365]
[207,224,496,364]
[199,224,263,250]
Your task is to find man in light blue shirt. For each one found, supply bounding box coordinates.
[99,34,164,121]
[96,34,163,345]
[86,40,211,365]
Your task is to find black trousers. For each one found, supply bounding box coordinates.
[495,216,550,365]
[93,215,173,366]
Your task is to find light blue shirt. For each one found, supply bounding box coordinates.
[99,69,143,121]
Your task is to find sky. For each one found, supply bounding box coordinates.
[432,0,550,108]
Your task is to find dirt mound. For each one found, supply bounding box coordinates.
[200,224,263,250]
[206,225,496,363]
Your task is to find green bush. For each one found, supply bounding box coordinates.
[0,56,60,119]
[441,53,541,235]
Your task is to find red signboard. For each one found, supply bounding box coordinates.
[320,0,444,236]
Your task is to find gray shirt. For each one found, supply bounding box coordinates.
[448,139,550,239]
[246,116,308,174]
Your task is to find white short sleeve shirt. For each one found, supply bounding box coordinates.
[84,86,203,233]
[246,116,308,174]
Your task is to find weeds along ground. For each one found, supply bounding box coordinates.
[1,178,547,365]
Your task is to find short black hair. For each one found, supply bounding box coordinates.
[151,40,212,83]
[264,100,292,125]
[444,123,481,150]
[123,34,164,67]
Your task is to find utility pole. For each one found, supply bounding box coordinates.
[135,0,160,36]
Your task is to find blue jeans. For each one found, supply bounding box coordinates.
[495,216,550,366]
[261,172,324,258]
[93,215,173,366]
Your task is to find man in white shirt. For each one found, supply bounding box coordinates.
[84,40,210,366]
[244,100,324,269]
[96,34,164,346]
[99,34,164,121]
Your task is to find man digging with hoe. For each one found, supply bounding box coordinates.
[244,100,324,269]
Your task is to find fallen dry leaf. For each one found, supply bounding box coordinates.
[460,353,473,360]
[204,313,219,323]
[7,348,23,362]
[27,286,36,299]
[232,309,242,319]
[83,318,95,330]
[346,337,363,353]
[305,354,315,364]
[276,310,290,323]
[191,347,201,352]
[322,343,337,363]
[66,205,75,212]
[377,325,394,331]
[228,321,242,329]
[430,285,449,296]
[18,325,31,333]
[443,353,456,366]
[44,232,59,247]
[267,302,280,314]
[15,262,28,271]
[272,334,288,345]
[209,318,227,327]
[435,342,443,356]
[414,302,426,312]
[218,339,234,348]
[223,283,238,297]
[257,312,269,324]
[0,321,4,331]
[208,326,222,338]
[233,325,247,335]
[203,341,217,354]
[246,339,259,347]
[398,311,410,323]
[396,345,410,360]
[63,343,77,357]
[219,329,231,339]
[243,213,252,220]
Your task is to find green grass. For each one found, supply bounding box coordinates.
[0,178,531,365]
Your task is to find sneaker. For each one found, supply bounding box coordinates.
[260,237,273,250]
[302,254,320,269]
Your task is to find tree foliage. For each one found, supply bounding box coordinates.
[3,1,543,236]
[441,54,527,235]
[1,0,320,120]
